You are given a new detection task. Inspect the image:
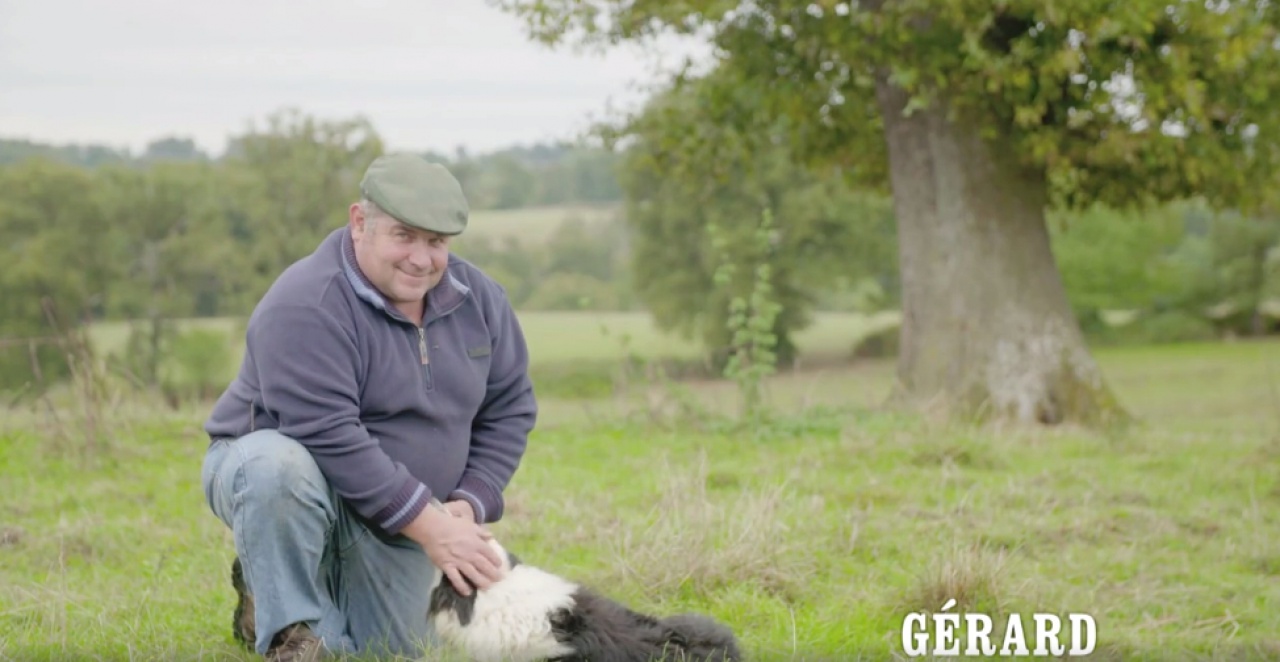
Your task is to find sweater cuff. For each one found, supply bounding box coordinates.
[448,489,486,524]
[449,474,503,524]
[374,477,431,534]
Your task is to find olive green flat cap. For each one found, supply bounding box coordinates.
[360,153,469,235]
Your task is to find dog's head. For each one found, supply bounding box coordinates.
[427,537,521,627]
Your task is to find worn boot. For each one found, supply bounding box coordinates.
[231,557,256,649]
[266,623,325,662]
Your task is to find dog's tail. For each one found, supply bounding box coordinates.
[659,613,744,661]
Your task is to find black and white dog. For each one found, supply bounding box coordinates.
[427,537,743,662]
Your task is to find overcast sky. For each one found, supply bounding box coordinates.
[0,0,712,156]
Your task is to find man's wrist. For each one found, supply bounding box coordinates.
[402,500,448,546]
[448,489,486,524]
[446,499,477,523]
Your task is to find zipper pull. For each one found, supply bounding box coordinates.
[418,327,429,365]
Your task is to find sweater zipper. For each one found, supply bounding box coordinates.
[418,293,463,367]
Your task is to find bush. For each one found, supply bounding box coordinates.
[0,339,72,397]
[529,360,618,399]
[1085,309,1218,346]
[852,323,901,359]
[159,327,233,404]
[523,273,620,311]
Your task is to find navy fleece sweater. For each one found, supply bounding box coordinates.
[204,227,537,533]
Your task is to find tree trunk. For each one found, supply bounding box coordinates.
[873,80,1128,427]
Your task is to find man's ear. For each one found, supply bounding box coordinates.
[349,203,366,237]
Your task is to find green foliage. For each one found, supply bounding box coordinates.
[452,212,635,312]
[1047,198,1280,343]
[441,143,624,209]
[161,327,234,403]
[2,133,625,213]
[226,108,386,269]
[473,154,539,209]
[1087,309,1218,346]
[543,216,623,282]
[1049,202,1188,315]
[495,0,1280,425]
[115,318,178,388]
[524,272,620,310]
[0,111,384,392]
[94,322,235,407]
[529,359,621,399]
[498,0,1280,214]
[0,160,114,388]
[0,160,111,334]
[452,234,541,307]
[8,91,1280,406]
[710,210,783,421]
[852,320,903,359]
[1201,210,1280,321]
[0,340,58,398]
[1155,204,1280,333]
[612,68,899,367]
[95,161,241,322]
[0,138,135,168]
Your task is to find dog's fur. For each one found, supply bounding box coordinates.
[427,538,743,662]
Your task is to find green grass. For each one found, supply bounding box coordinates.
[514,310,898,364]
[2,340,1279,660]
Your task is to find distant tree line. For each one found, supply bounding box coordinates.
[1,108,1277,397]
[0,126,622,211]
[0,110,631,395]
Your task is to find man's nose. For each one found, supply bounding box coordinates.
[406,242,434,269]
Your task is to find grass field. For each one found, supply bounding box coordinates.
[2,339,1278,660]
[84,310,900,387]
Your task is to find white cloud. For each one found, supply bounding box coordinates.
[0,0,710,155]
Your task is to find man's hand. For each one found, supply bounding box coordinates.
[443,499,476,523]
[401,503,502,596]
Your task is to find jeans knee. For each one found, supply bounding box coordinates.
[235,430,330,512]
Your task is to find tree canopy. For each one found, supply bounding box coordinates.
[498,0,1280,212]
[495,0,1280,426]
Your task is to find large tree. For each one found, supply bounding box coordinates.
[494,0,1280,425]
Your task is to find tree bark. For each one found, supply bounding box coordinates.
[874,80,1128,427]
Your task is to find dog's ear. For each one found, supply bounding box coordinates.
[427,580,478,627]
[506,549,522,569]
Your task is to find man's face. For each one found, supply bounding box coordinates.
[349,203,451,314]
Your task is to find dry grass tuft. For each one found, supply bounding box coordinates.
[600,453,817,604]
[895,540,1016,616]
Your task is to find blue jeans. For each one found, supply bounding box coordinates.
[201,429,440,657]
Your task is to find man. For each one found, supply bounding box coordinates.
[201,153,538,661]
